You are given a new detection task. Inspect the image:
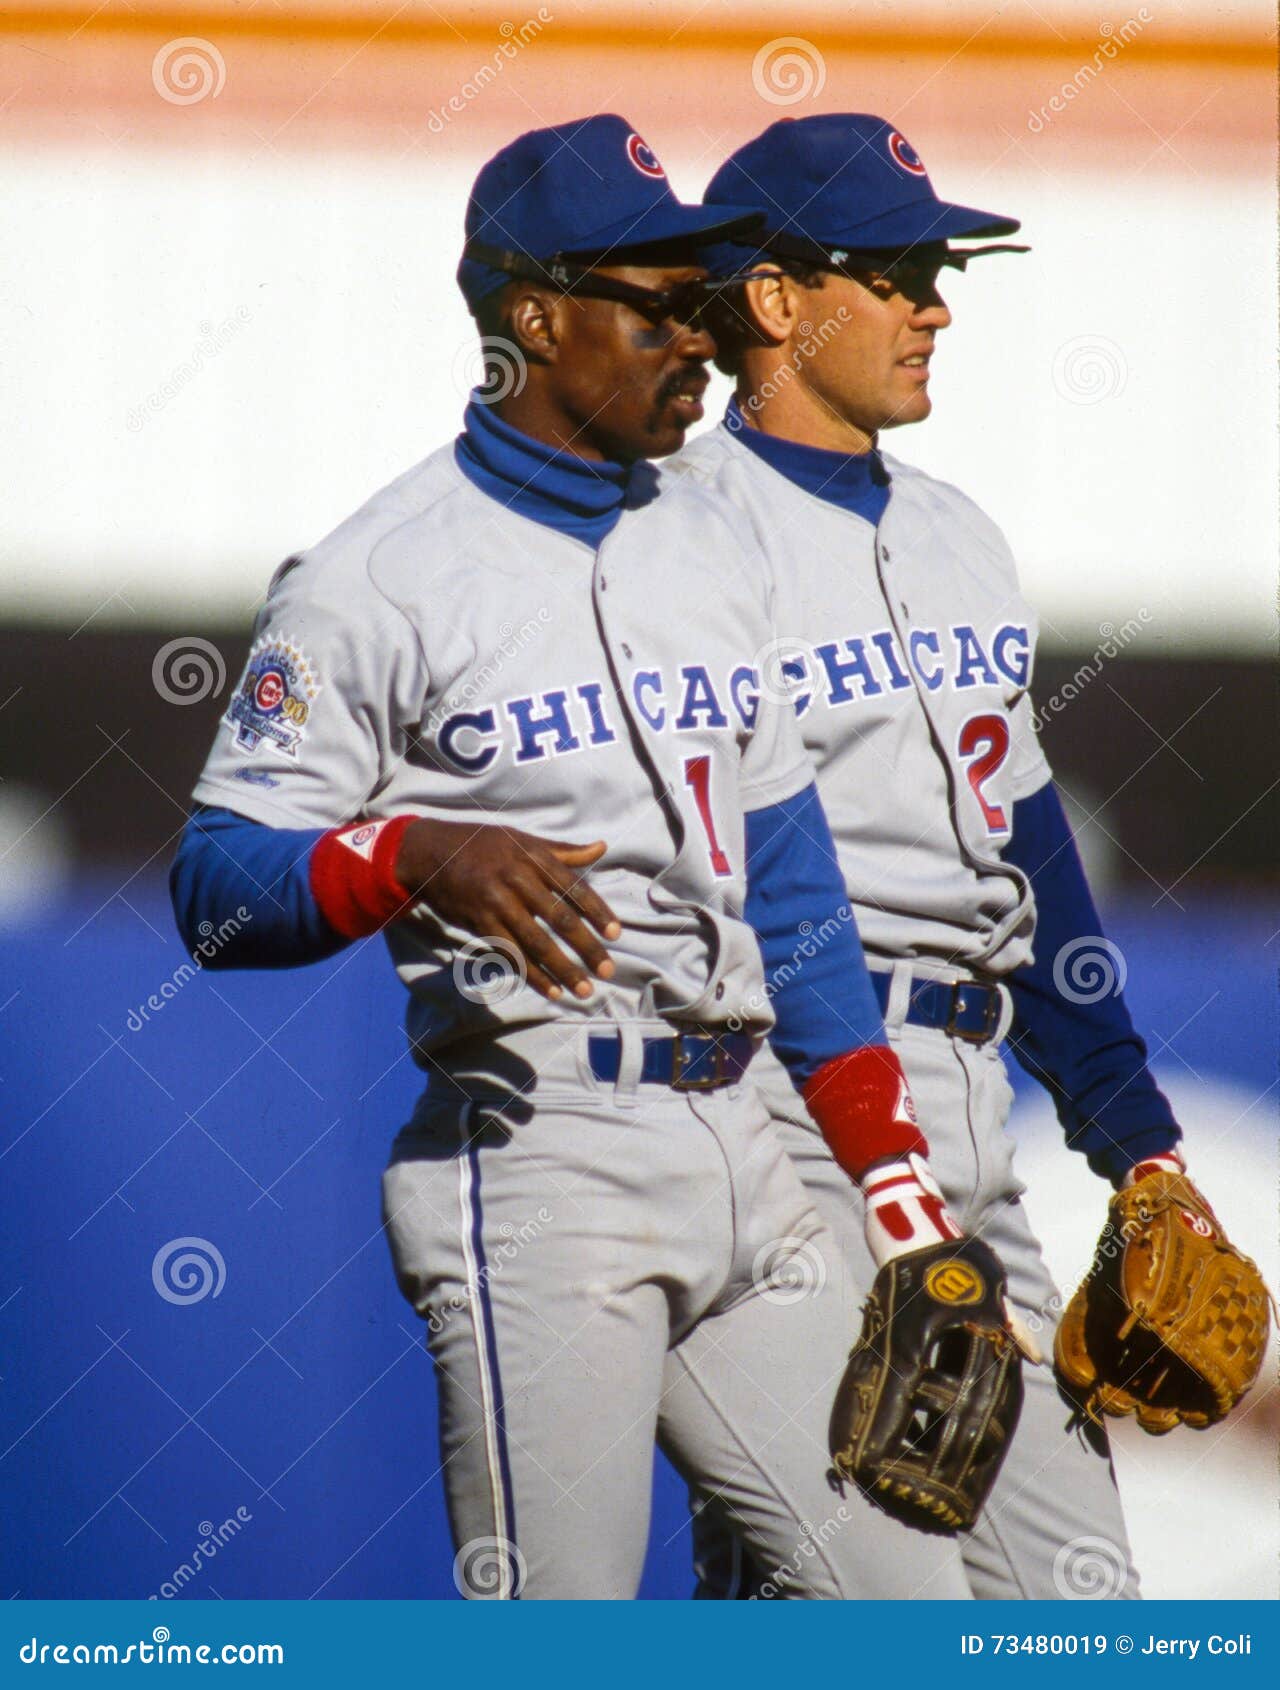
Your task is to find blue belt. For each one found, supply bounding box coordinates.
[870,971,1003,1044]
[587,1030,753,1092]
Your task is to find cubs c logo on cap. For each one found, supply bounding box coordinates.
[626,132,666,179]
[888,130,928,177]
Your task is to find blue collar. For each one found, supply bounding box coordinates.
[455,396,645,548]
[724,397,890,525]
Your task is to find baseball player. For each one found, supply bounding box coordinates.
[169,117,1005,1600]
[666,112,1266,1598]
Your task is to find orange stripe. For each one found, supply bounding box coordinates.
[3,4,1274,70]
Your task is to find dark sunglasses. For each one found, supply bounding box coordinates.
[464,239,731,331]
[713,238,1029,297]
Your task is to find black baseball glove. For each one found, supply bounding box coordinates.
[828,1237,1024,1534]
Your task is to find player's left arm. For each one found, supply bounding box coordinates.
[738,639,1026,1523]
[971,511,1181,1186]
[986,533,1269,1428]
[742,783,926,1177]
[732,586,925,1184]
[734,534,964,1211]
[1002,777,1182,1184]
[1010,782,1274,1431]
[744,785,1027,1528]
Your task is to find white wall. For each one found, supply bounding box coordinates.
[4,140,1274,649]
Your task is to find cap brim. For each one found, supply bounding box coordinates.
[565,201,762,262]
[827,198,1020,248]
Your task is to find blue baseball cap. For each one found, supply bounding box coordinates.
[703,114,1020,268]
[458,114,762,311]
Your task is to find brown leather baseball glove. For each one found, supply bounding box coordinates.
[1054,1165,1271,1434]
[829,1237,1024,1533]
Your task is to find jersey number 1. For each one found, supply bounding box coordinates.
[957,713,1011,835]
[684,755,732,877]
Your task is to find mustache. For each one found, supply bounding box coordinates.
[654,366,708,406]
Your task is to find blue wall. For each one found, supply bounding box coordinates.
[1,881,1273,1599]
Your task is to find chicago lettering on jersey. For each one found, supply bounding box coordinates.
[756,622,1029,719]
[436,663,761,774]
[798,622,1030,706]
[433,623,1029,774]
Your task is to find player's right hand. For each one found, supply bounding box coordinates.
[393,817,622,1001]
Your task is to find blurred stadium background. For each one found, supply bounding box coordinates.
[2,0,1275,1600]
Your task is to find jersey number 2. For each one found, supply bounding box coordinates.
[684,755,732,877]
[957,714,1011,835]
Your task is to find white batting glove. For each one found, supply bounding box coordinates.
[860,1152,963,1268]
[861,1153,1043,1363]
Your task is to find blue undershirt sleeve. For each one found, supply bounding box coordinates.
[1004,781,1180,1182]
[169,805,350,970]
[743,783,886,1086]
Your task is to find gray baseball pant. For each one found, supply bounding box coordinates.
[681,961,1141,1601]
[381,1016,973,1600]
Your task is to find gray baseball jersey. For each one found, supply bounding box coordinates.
[190,439,981,1598]
[669,424,1051,974]
[668,417,1137,1600]
[192,443,811,1054]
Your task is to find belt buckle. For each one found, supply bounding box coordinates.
[946,982,999,1044]
[671,1032,726,1091]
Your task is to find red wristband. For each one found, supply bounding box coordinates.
[1121,1148,1186,1190]
[801,1045,927,1183]
[309,815,417,939]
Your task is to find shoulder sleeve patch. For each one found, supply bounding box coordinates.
[222,634,320,757]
